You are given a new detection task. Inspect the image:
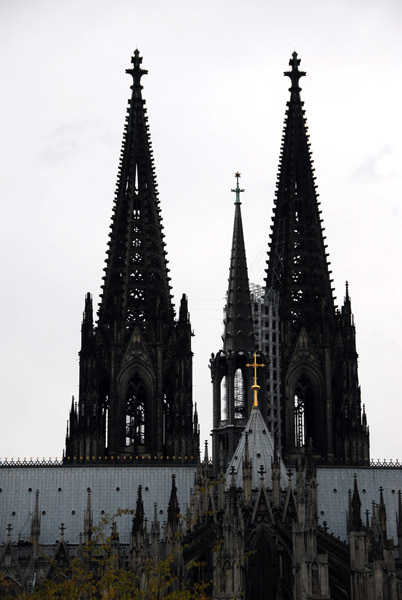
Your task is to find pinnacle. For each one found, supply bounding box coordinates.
[284,51,306,96]
[126,49,148,89]
[231,171,244,205]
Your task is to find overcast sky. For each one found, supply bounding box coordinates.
[1,0,402,462]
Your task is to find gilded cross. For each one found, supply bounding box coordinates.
[246,352,265,410]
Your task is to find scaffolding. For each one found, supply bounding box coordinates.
[250,284,281,448]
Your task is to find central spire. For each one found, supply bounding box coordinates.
[212,173,264,473]
[223,172,254,352]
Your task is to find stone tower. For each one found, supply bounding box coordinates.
[65,51,199,462]
[211,174,265,472]
[265,52,369,465]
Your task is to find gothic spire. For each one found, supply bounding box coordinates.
[84,488,93,543]
[266,52,334,345]
[350,475,362,532]
[30,490,41,546]
[98,49,173,339]
[223,172,255,353]
[132,485,145,535]
[167,474,180,526]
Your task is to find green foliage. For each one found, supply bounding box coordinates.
[0,512,211,599]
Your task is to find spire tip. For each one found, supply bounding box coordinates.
[231,171,244,205]
[126,49,148,88]
[284,51,306,95]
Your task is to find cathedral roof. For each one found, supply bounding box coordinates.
[225,405,288,489]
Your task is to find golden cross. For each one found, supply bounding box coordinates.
[246,352,265,410]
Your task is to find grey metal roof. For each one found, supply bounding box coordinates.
[225,406,288,489]
[0,465,197,545]
[316,466,402,542]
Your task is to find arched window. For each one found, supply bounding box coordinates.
[294,375,313,447]
[312,562,319,594]
[247,535,277,599]
[234,368,245,420]
[220,376,227,422]
[294,393,305,447]
[163,387,174,446]
[126,374,146,446]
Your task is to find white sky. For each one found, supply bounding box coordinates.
[1,0,402,462]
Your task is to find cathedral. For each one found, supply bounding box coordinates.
[1,50,402,599]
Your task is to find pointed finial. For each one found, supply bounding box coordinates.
[204,440,209,464]
[229,465,237,488]
[231,172,244,205]
[284,51,306,97]
[345,281,349,299]
[244,432,250,465]
[126,49,148,89]
[365,509,370,530]
[60,523,66,538]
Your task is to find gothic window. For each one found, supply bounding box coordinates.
[312,562,319,594]
[247,535,277,599]
[163,388,174,446]
[126,374,146,446]
[294,393,305,447]
[220,376,227,422]
[294,375,313,447]
[234,368,245,419]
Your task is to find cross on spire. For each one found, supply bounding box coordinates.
[231,171,244,205]
[284,51,306,96]
[6,524,12,538]
[258,464,266,481]
[246,352,265,410]
[60,523,66,537]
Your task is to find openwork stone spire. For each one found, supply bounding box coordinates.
[98,50,173,339]
[65,52,198,462]
[266,52,334,345]
[264,53,368,465]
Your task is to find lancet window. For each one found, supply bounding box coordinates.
[234,368,245,419]
[294,375,313,447]
[163,387,174,446]
[294,392,305,447]
[220,376,227,422]
[126,374,146,446]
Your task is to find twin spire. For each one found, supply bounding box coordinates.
[98,49,173,336]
